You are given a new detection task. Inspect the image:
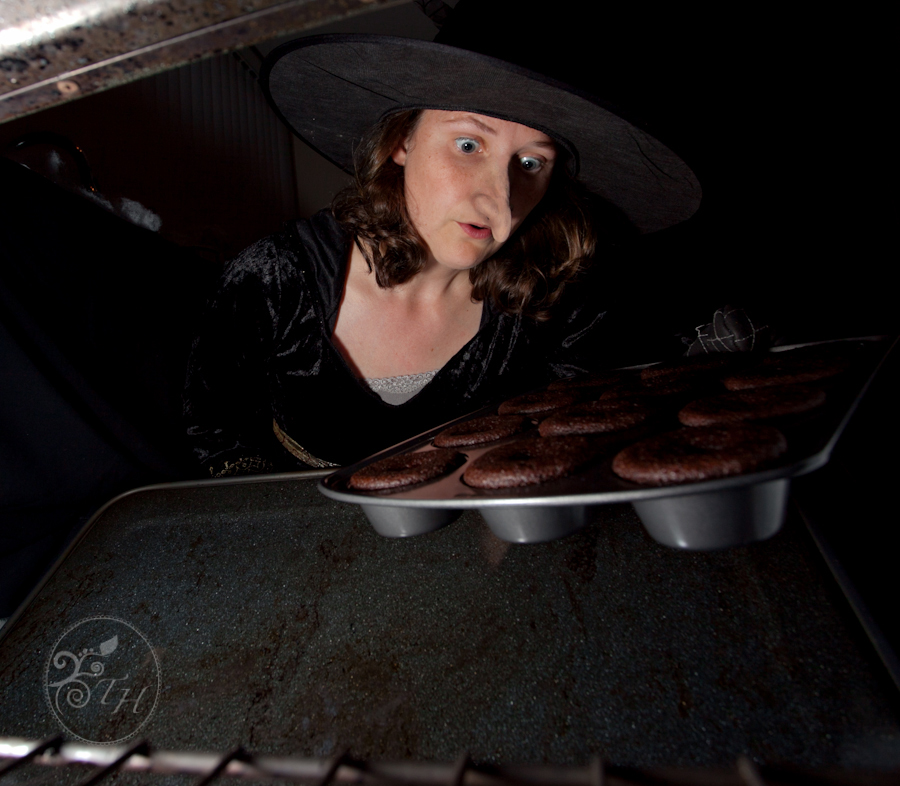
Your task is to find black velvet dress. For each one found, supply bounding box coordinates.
[184,210,607,475]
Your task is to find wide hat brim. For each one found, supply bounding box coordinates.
[261,35,701,233]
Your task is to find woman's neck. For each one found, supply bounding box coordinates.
[331,241,483,379]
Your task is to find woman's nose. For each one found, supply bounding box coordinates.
[474,162,513,242]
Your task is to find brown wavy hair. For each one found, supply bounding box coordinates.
[332,109,597,321]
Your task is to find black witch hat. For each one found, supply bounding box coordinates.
[261,0,702,233]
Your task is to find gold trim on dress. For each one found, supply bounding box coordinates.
[273,419,340,468]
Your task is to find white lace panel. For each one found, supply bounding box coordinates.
[363,370,438,406]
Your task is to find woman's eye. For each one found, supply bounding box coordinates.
[520,156,543,172]
[455,137,480,154]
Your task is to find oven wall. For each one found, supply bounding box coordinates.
[0,50,298,265]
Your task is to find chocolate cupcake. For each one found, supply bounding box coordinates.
[434,414,530,447]
[612,425,788,485]
[464,435,603,489]
[723,344,859,390]
[678,385,826,426]
[349,448,466,491]
[498,389,580,416]
[539,399,660,436]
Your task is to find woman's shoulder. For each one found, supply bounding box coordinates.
[226,211,335,271]
[223,233,293,281]
[289,209,352,307]
[221,210,349,299]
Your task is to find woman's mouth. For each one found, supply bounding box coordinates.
[458,222,492,240]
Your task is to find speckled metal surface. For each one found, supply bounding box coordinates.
[0,0,403,123]
[0,477,898,768]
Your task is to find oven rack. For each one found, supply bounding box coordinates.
[0,737,895,786]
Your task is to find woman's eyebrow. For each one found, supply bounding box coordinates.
[448,116,556,150]
[446,115,499,135]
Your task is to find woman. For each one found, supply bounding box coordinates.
[184,3,701,477]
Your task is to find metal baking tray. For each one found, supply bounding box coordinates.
[320,337,895,549]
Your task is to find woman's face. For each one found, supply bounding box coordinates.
[392,110,557,272]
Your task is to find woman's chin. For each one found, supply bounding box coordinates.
[428,243,498,273]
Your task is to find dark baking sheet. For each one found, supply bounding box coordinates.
[321,337,895,511]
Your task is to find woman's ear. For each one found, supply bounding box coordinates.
[391,138,409,166]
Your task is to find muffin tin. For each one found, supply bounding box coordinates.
[319,337,894,549]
